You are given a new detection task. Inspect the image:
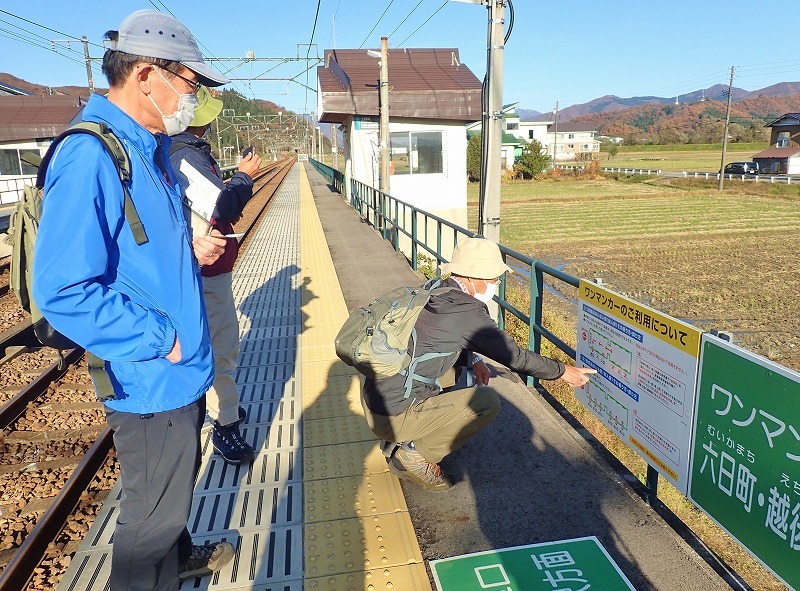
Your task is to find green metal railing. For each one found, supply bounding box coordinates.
[309,158,665,504]
[308,160,578,376]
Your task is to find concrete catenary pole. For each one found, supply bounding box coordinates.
[82,36,94,95]
[479,0,505,245]
[331,122,339,169]
[718,66,735,191]
[379,36,391,203]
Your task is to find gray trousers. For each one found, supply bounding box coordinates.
[361,385,501,463]
[105,399,203,591]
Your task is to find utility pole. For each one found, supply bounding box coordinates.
[378,36,391,199]
[82,36,94,94]
[331,122,339,169]
[478,0,505,245]
[718,66,735,191]
[552,101,559,163]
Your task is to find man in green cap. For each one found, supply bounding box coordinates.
[170,86,262,464]
[361,237,595,491]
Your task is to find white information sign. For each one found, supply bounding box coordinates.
[575,280,703,493]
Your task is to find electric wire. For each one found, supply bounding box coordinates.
[397,1,447,47]
[0,9,104,48]
[387,0,424,41]
[358,0,394,49]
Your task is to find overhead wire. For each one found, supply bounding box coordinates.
[387,0,424,42]
[358,0,394,49]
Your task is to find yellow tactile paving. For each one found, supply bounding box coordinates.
[298,165,431,590]
[306,564,433,590]
[304,440,390,481]
[304,473,408,523]
[304,513,425,577]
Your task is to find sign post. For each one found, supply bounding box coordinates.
[689,334,800,590]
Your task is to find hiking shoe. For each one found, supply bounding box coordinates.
[212,419,255,464]
[178,541,235,580]
[388,444,451,491]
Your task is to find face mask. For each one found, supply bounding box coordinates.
[474,282,496,304]
[148,68,198,135]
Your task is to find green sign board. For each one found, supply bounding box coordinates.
[430,537,635,591]
[689,335,800,590]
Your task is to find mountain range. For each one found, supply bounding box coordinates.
[517,82,800,123]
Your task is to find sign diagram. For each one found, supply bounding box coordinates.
[576,280,702,493]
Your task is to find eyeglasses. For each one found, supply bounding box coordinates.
[155,65,200,94]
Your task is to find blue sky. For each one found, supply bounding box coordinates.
[2,1,799,117]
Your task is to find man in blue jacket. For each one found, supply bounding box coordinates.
[33,10,233,590]
[170,86,262,464]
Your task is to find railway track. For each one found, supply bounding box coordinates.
[0,156,295,591]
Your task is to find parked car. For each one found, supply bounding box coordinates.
[722,161,759,176]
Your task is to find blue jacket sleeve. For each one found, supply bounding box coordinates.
[32,135,176,362]
[170,145,254,223]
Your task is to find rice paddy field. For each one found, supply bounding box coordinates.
[468,174,800,370]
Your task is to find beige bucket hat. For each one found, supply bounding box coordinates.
[441,237,513,279]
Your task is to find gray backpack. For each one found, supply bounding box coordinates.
[335,278,458,397]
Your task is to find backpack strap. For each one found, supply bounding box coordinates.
[39,122,149,245]
[398,328,456,399]
[37,122,148,402]
[86,352,116,402]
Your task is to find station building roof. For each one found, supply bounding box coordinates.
[317,48,482,124]
[0,95,83,142]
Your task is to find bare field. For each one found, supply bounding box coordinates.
[469,178,800,369]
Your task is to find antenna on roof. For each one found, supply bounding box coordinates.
[452,52,460,67]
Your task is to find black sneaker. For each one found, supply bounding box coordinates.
[178,541,235,580]
[212,419,255,464]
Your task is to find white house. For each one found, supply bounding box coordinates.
[547,121,601,161]
[317,48,482,257]
[466,103,550,169]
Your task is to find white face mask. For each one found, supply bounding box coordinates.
[148,68,198,135]
[474,282,497,304]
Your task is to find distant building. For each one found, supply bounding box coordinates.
[547,121,601,161]
[0,95,83,204]
[467,103,550,169]
[317,47,482,255]
[751,113,800,175]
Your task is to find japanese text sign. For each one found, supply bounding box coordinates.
[430,537,636,591]
[576,280,703,493]
[689,334,800,590]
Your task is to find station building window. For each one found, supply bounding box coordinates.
[0,149,38,176]
[390,131,443,175]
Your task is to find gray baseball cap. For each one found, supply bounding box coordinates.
[109,9,229,87]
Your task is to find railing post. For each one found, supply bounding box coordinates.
[527,264,544,387]
[393,200,400,252]
[646,464,660,507]
[497,273,507,331]
[411,209,418,271]
[436,222,443,269]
